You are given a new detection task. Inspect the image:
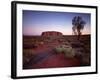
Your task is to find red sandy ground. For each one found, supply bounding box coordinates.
[32,53,81,69]
[25,40,81,69]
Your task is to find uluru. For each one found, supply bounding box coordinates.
[41,31,63,37]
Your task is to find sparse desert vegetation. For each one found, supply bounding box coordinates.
[23,34,91,69]
[22,10,91,69]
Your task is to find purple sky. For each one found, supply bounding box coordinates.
[23,10,91,36]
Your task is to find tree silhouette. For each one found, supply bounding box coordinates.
[72,16,86,40]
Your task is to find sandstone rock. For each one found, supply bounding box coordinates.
[41,31,63,37]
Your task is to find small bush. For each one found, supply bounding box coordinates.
[23,49,34,64]
[54,47,62,53]
[54,45,75,58]
[64,48,75,58]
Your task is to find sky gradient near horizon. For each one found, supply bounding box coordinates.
[23,10,91,35]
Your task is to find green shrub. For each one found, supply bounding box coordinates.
[64,48,75,58]
[54,45,75,58]
[54,46,63,53]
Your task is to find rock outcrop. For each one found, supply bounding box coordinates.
[41,31,63,37]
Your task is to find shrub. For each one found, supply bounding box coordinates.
[23,49,34,64]
[54,46,63,53]
[64,48,75,58]
[54,45,75,58]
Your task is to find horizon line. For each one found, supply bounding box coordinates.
[23,34,91,36]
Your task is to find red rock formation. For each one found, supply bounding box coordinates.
[41,31,63,37]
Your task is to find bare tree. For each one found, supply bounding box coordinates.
[72,16,86,40]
